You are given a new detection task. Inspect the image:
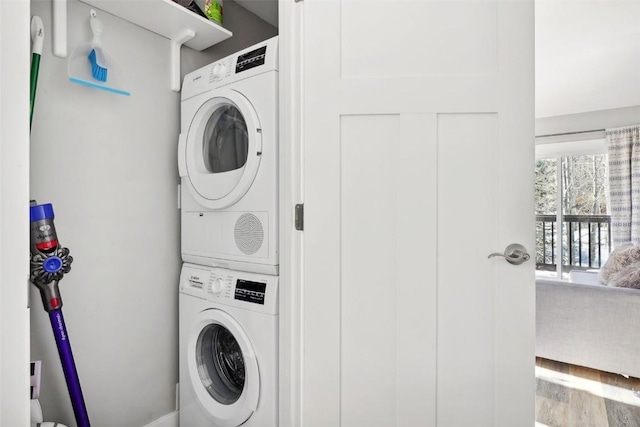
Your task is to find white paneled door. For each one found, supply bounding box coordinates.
[299,1,534,426]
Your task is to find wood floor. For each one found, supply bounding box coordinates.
[536,358,640,427]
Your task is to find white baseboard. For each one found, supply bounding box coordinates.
[143,411,178,427]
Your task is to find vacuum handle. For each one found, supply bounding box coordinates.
[49,309,91,427]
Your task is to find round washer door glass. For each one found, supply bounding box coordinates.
[184,89,262,210]
[203,105,248,175]
[187,309,259,427]
[196,323,245,405]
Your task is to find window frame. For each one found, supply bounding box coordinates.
[535,135,608,281]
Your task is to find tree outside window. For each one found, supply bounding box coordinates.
[535,153,610,279]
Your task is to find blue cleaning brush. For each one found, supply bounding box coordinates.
[87,11,107,82]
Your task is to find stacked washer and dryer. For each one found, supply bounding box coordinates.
[178,37,279,427]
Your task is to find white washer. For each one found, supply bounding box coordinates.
[179,263,278,427]
[179,37,278,275]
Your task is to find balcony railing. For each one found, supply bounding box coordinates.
[536,214,611,271]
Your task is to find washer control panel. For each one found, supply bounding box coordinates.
[205,272,234,298]
[180,263,278,314]
[234,279,266,305]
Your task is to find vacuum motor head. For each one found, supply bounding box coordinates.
[30,201,73,312]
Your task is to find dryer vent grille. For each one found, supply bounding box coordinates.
[234,213,264,255]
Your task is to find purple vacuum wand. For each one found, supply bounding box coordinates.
[30,201,91,427]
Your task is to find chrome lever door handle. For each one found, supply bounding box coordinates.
[488,243,530,265]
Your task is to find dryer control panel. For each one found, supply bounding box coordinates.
[235,45,267,74]
[181,36,278,101]
[180,263,278,315]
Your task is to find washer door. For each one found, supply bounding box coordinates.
[187,309,259,427]
[184,89,262,210]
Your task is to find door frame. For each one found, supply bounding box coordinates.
[278,0,303,426]
[0,0,31,425]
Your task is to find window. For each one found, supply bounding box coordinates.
[535,137,610,280]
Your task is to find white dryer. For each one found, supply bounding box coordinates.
[179,37,278,275]
[179,263,278,427]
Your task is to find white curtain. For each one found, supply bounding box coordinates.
[607,125,640,247]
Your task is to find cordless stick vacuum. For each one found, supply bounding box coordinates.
[30,201,91,427]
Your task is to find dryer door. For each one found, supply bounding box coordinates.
[187,309,259,427]
[184,89,262,210]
